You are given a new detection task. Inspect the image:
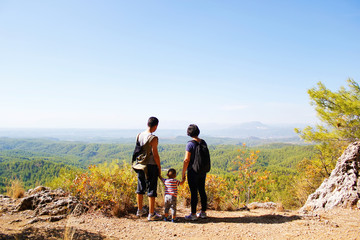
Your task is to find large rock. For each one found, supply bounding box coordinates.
[13,187,86,221]
[301,142,360,212]
[248,202,277,209]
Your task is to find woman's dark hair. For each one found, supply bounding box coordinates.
[187,124,200,137]
[147,117,159,128]
[167,168,176,178]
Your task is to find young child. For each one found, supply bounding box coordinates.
[161,168,185,222]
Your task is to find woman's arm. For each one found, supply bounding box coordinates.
[182,151,191,180]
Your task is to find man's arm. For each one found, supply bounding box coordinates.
[150,137,162,177]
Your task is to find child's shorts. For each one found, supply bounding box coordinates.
[164,194,177,216]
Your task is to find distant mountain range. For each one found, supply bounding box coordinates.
[0,122,308,145]
[205,121,305,138]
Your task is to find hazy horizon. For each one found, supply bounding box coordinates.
[0,120,308,129]
[0,121,307,142]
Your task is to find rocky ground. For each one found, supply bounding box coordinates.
[1,198,360,240]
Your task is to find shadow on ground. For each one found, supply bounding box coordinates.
[208,214,302,224]
[170,214,302,224]
[0,226,105,240]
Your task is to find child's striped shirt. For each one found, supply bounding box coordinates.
[162,178,181,197]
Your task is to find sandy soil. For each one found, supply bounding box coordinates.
[1,204,360,240]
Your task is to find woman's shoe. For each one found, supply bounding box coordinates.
[185,213,198,221]
[196,211,207,219]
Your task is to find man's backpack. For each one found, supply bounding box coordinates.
[132,134,156,175]
[191,140,211,174]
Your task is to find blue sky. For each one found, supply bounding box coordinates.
[0,1,359,130]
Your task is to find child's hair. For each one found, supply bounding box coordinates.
[167,168,176,178]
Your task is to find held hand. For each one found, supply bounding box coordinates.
[181,175,186,184]
[158,168,162,179]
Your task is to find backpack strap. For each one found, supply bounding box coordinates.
[137,133,156,148]
[147,134,156,145]
[190,139,201,145]
[135,133,140,145]
[143,134,157,156]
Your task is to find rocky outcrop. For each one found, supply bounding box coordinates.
[248,202,278,209]
[301,142,360,212]
[12,186,86,223]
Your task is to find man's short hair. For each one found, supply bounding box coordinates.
[187,124,200,137]
[148,117,159,128]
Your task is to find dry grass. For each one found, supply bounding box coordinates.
[111,203,122,217]
[6,179,25,199]
[275,202,285,212]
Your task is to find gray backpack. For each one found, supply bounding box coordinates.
[132,134,156,176]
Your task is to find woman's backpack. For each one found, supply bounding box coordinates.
[191,139,211,174]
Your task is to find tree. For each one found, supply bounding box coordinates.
[231,144,271,205]
[295,79,360,176]
[295,79,360,143]
[293,79,360,205]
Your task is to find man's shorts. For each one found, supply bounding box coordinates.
[136,164,159,197]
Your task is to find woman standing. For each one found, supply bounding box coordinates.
[182,124,209,220]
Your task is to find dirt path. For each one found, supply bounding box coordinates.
[1,206,360,240]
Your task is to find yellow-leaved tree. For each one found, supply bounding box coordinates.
[231,144,271,206]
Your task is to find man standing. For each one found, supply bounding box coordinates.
[135,117,162,221]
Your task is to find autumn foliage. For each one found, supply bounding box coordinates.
[230,144,271,205]
[52,145,272,214]
[179,144,272,210]
[51,161,137,216]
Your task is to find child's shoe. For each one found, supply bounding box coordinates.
[171,217,179,223]
[164,217,168,222]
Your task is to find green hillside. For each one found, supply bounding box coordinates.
[0,138,315,198]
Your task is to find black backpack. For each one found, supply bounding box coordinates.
[191,140,211,174]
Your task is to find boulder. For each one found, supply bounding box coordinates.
[27,186,50,196]
[248,202,277,209]
[13,187,86,222]
[301,142,360,212]
[15,196,36,211]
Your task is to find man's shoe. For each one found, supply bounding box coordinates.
[147,212,162,221]
[185,213,198,221]
[136,208,147,217]
[196,211,207,219]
